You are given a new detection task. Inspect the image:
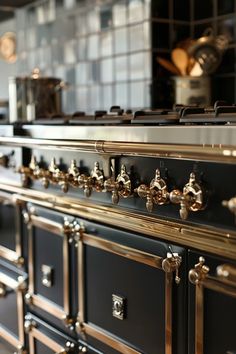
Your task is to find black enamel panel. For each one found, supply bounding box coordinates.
[0,287,18,336]
[33,227,64,307]
[0,339,15,353]
[35,341,54,354]
[188,251,236,354]
[29,148,236,231]
[84,227,186,354]
[0,203,16,251]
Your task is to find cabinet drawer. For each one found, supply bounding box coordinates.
[77,224,187,354]
[188,251,236,354]
[24,204,77,331]
[0,191,25,267]
[0,263,27,353]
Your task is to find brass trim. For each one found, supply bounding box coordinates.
[0,245,18,263]
[3,185,236,260]
[78,230,85,324]
[0,325,20,348]
[0,272,19,289]
[201,275,236,298]
[31,294,66,320]
[27,213,71,323]
[1,136,236,163]
[195,284,204,354]
[17,290,25,345]
[29,327,64,352]
[83,323,141,354]
[30,214,63,236]
[83,233,163,269]
[165,272,172,354]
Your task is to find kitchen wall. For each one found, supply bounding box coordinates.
[14,0,236,112]
[0,18,16,100]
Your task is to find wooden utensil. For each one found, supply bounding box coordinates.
[156,57,181,75]
[171,48,189,76]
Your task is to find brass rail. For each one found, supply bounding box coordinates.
[0,136,236,163]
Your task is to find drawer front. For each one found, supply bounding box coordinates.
[77,224,186,354]
[0,264,27,352]
[24,204,76,330]
[0,191,25,267]
[25,314,78,354]
[188,251,236,354]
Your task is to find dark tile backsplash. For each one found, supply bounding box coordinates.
[15,0,236,111]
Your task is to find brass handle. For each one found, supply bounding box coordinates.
[169,172,205,220]
[188,257,209,285]
[135,169,168,212]
[104,164,131,204]
[162,251,182,284]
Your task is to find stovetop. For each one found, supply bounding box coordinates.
[29,101,236,126]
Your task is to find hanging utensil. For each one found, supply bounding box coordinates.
[156,57,181,75]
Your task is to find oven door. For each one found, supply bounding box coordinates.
[0,190,25,267]
[0,262,27,353]
[188,251,236,354]
[77,223,186,354]
[24,204,76,331]
[25,314,78,354]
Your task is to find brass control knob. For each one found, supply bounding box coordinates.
[68,159,80,187]
[91,161,104,192]
[222,197,236,217]
[48,158,69,193]
[135,169,168,212]
[0,152,9,167]
[104,164,131,204]
[78,174,93,197]
[169,172,205,220]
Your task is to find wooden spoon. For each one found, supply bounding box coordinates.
[171,48,189,76]
[157,57,181,75]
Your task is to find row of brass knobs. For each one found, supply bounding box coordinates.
[18,156,205,220]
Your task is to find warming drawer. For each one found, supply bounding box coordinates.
[188,251,236,354]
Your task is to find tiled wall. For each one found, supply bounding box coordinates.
[15,0,236,112]
[16,0,152,113]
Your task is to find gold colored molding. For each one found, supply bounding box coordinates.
[1,183,235,260]
[29,327,64,353]
[0,136,236,163]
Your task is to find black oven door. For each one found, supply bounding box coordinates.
[188,251,236,354]
[24,203,77,332]
[0,261,27,353]
[76,222,187,354]
[0,190,25,267]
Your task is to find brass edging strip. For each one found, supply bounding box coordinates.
[195,285,204,354]
[28,225,34,294]
[0,184,235,259]
[29,327,64,352]
[0,272,19,289]
[29,331,35,354]
[78,234,85,323]
[83,233,163,269]
[15,204,23,264]
[201,276,236,298]
[83,323,141,354]
[0,245,18,263]
[0,190,15,205]
[0,325,20,348]
[165,272,172,354]
[0,136,236,163]
[31,294,66,319]
[17,290,25,345]
[30,214,63,236]
[63,231,70,315]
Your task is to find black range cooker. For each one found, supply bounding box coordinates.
[0,104,236,354]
